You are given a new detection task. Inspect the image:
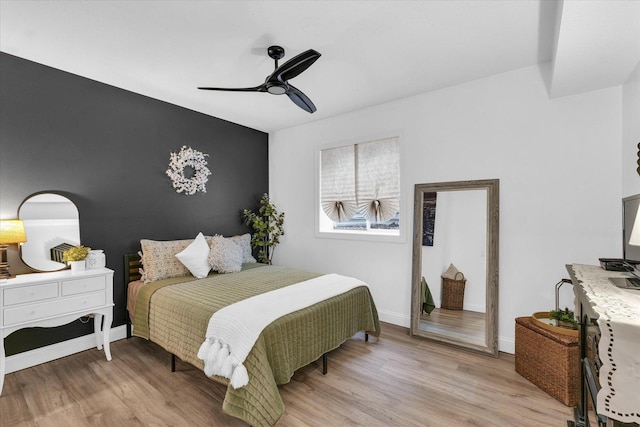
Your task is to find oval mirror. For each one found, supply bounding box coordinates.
[410,179,499,357]
[18,193,80,272]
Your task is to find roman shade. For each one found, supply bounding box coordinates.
[356,137,400,222]
[321,144,358,222]
[321,137,399,224]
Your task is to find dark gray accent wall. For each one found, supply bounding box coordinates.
[0,52,268,355]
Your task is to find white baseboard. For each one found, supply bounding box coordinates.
[378,309,410,328]
[464,303,486,313]
[499,336,515,355]
[5,325,127,374]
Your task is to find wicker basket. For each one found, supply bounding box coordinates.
[515,316,579,406]
[441,272,466,310]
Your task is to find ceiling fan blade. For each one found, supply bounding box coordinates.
[269,49,321,82]
[198,84,267,92]
[286,84,317,113]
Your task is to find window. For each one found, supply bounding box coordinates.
[318,136,401,238]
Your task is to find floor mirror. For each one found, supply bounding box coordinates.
[410,179,499,357]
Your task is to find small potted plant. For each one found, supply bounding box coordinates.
[549,307,578,330]
[62,245,91,272]
[243,193,285,264]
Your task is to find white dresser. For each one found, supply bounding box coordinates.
[0,268,114,395]
[567,264,640,427]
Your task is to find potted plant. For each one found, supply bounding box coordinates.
[243,194,284,264]
[549,307,578,330]
[62,245,91,272]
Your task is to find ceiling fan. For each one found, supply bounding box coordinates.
[198,45,321,113]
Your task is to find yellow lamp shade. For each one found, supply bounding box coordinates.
[630,209,640,247]
[0,220,27,244]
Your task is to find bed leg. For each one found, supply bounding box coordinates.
[365,332,369,342]
[171,354,176,372]
[322,353,328,375]
[126,322,132,339]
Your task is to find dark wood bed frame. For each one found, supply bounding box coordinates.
[123,253,141,340]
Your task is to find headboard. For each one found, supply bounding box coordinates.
[123,253,141,339]
[124,253,142,284]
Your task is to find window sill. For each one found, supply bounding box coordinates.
[315,229,405,243]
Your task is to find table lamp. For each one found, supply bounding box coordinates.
[0,219,27,279]
[630,208,640,247]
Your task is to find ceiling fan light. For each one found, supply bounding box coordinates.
[267,84,287,95]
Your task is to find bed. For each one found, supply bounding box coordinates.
[124,236,380,427]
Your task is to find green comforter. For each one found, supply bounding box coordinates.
[132,264,380,426]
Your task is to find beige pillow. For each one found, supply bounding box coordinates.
[140,238,194,283]
[208,235,243,273]
[441,263,461,280]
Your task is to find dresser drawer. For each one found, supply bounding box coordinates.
[3,282,59,306]
[62,276,106,296]
[3,292,106,326]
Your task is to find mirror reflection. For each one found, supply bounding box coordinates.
[411,180,499,357]
[18,193,80,272]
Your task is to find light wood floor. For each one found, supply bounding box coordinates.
[1,322,574,426]
[420,308,486,346]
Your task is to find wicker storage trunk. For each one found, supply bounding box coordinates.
[441,272,466,310]
[515,316,579,406]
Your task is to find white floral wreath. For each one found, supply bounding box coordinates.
[165,145,211,195]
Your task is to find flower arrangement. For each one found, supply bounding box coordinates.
[62,245,91,262]
[243,194,285,264]
[165,145,211,195]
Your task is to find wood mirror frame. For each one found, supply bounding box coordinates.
[410,179,499,357]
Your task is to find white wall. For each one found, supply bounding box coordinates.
[622,61,640,198]
[269,63,622,353]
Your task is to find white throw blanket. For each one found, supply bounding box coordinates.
[197,273,367,389]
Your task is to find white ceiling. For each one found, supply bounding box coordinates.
[1,1,638,133]
[551,0,640,98]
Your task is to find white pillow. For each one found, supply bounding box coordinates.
[208,235,243,273]
[229,233,257,263]
[175,232,211,278]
